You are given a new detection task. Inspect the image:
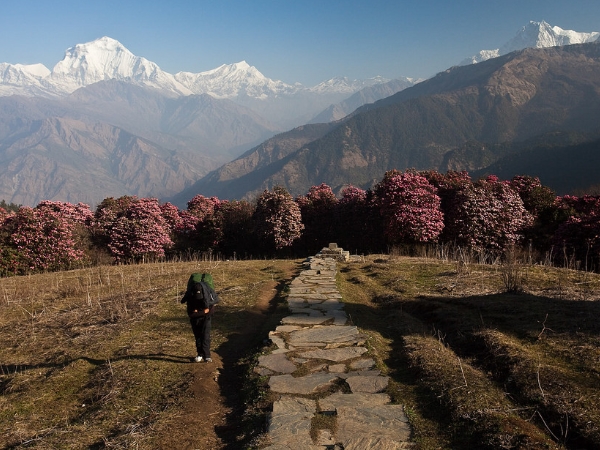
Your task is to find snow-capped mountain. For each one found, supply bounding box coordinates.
[49,36,192,96]
[461,21,600,65]
[174,61,301,99]
[0,36,396,128]
[308,76,391,95]
[0,36,387,101]
[0,63,51,96]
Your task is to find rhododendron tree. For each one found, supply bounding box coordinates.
[374,170,444,244]
[8,201,93,272]
[509,175,556,216]
[552,195,600,269]
[0,208,20,275]
[296,183,338,253]
[216,200,256,256]
[336,185,383,253]
[254,186,304,252]
[183,195,226,252]
[443,176,532,251]
[91,196,172,262]
[187,195,221,221]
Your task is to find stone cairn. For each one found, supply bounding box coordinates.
[258,244,413,449]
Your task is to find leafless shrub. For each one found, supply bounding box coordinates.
[501,246,525,293]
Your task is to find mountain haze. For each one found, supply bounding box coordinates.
[2,22,599,207]
[179,42,600,203]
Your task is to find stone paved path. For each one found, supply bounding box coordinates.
[259,245,414,449]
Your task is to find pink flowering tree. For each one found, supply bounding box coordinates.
[443,176,533,252]
[187,195,220,221]
[335,185,384,253]
[552,195,600,269]
[216,200,256,256]
[8,201,93,273]
[374,170,444,245]
[509,175,556,217]
[0,208,21,275]
[296,183,338,253]
[254,186,304,252]
[184,195,225,252]
[91,196,173,262]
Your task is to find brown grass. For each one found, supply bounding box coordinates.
[338,255,600,450]
[2,255,600,449]
[0,260,298,449]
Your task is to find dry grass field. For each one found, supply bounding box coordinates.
[1,255,599,449]
[0,259,299,449]
[339,255,600,450]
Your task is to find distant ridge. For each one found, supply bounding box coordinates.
[173,41,600,205]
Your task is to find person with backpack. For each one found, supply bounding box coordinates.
[180,273,220,362]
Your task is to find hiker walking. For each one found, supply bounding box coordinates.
[181,273,220,362]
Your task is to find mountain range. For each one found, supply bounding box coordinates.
[175,41,600,205]
[1,21,599,207]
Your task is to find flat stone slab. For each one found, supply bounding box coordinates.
[288,308,325,317]
[336,405,411,446]
[327,364,346,373]
[268,333,287,349]
[288,325,359,345]
[268,373,339,394]
[319,392,390,413]
[258,353,297,374]
[287,299,309,308]
[346,375,389,393]
[267,397,319,448]
[342,437,415,449]
[280,315,332,326]
[311,301,345,311]
[275,325,301,333]
[350,358,376,370]
[300,347,368,362]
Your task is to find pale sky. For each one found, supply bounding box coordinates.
[2,0,599,86]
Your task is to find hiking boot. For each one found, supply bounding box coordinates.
[194,356,203,362]
[205,357,213,363]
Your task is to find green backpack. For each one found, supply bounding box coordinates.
[187,272,215,291]
[183,273,218,318]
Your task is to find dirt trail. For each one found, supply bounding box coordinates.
[155,279,281,449]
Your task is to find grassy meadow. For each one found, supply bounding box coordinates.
[1,254,599,449]
[0,259,298,449]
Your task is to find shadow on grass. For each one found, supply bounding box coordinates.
[343,290,600,450]
[213,265,301,449]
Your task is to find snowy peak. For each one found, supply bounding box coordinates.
[0,36,391,102]
[0,63,51,96]
[500,20,600,54]
[174,61,299,99]
[50,36,191,95]
[309,76,391,94]
[461,20,600,65]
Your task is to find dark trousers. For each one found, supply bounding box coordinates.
[190,314,211,358]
